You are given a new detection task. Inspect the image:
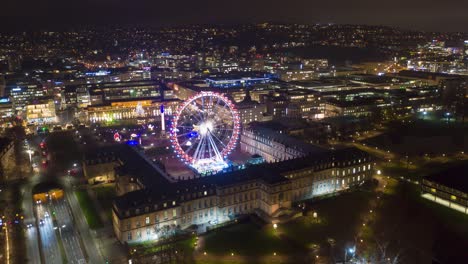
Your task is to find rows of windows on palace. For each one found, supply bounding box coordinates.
[121,172,370,242]
[122,162,371,220]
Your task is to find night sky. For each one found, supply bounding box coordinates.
[1,0,467,32]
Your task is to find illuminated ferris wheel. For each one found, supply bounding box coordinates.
[170,91,240,173]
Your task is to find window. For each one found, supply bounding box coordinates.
[451,195,457,200]
[204,191,207,196]
[127,232,132,241]
[145,216,150,225]
[164,211,168,219]
[173,209,177,217]
[172,201,176,206]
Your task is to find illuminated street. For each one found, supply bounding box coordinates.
[36,204,62,264]
[49,199,86,264]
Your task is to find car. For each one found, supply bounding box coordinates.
[44,212,49,218]
[26,223,33,228]
[39,219,44,226]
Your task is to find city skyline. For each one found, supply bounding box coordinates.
[0,0,467,32]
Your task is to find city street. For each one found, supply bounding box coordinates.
[36,204,62,264]
[50,199,86,264]
[23,180,41,264]
[64,182,104,264]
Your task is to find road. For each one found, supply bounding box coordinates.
[22,173,42,264]
[50,199,86,264]
[36,204,62,264]
[64,179,104,264]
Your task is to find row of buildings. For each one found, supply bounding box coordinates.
[0,68,465,130]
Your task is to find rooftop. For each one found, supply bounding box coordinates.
[113,147,370,215]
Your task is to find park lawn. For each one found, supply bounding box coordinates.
[380,158,468,182]
[131,236,197,256]
[92,185,116,221]
[362,119,467,156]
[370,181,468,263]
[74,190,103,229]
[280,191,372,249]
[203,222,301,256]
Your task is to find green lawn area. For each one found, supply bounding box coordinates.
[203,222,301,256]
[369,181,468,263]
[202,191,372,258]
[362,119,467,156]
[92,185,116,221]
[280,191,372,250]
[379,157,468,182]
[74,190,103,229]
[131,236,197,256]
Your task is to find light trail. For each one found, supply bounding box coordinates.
[5,223,10,264]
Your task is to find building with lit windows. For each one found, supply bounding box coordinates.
[240,124,325,162]
[65,80,164,109]
[25,98,57,124]
[264,89,323,119]
[421,164,468,215]
[324,98,377,118]
[235,94,269,124]
[0,97,14,120]
[8,83,46,112]
[79,98,180,124]
[277,69,317,82]
[205,73,272,88]
[111,145,373,243]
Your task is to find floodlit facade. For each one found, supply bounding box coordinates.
[111,146,373,243]
[26,99,57,124]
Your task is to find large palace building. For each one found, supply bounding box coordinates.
[111,145,373,243]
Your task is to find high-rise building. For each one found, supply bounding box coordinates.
[8,83,46,112]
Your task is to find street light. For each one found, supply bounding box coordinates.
[345,246,356,263]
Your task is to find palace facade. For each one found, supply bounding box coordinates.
[111,145,373,243]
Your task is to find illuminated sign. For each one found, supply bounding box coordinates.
[0,98,10,103]
[160,104,164,114]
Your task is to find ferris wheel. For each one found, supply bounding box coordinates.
[170,91,240,173]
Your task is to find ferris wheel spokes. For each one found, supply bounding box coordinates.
[171,91,240,173]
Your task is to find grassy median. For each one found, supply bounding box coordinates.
[74,190,103,229]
